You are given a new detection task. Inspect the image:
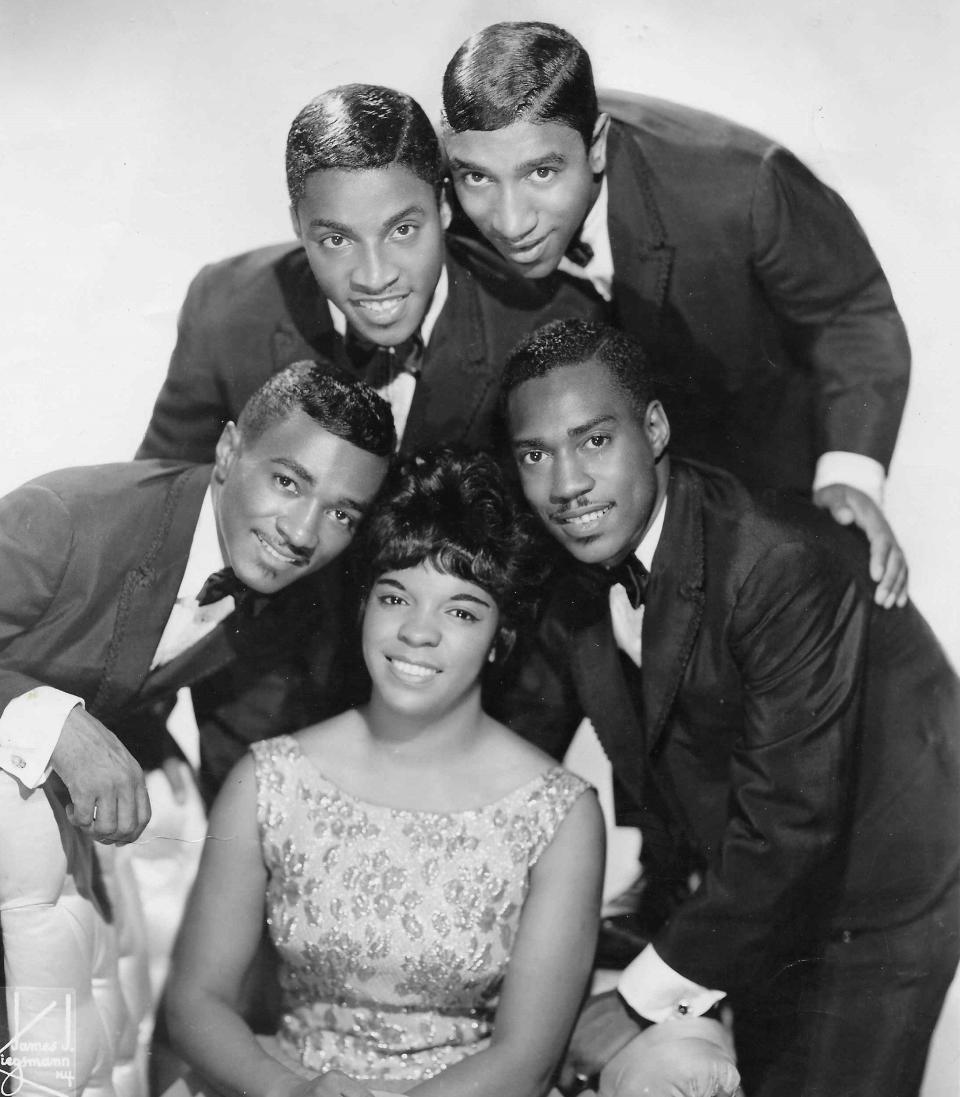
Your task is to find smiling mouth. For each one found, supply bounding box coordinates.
[256,531,307,567]
[388,656,440,680]
[503,235,549,263]
[553,504,613,534]
[352,294,409,322]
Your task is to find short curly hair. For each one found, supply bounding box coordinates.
[355,447,548,654]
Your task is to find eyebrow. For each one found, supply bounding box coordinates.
[512,413,617,450]
[306,204,428,234]
[447,152,567,174]
[373,576,492,607]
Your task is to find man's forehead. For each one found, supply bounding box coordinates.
[446,120,585,165]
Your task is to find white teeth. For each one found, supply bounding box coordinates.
[258,534,297,563]
[356,297,404,315]
[564,506,611,529]
[390,658,438,679]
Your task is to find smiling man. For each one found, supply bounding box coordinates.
[499,319,959,1097]
[0,361,393,841]
[441,21,912,610]
[137,83,599,465]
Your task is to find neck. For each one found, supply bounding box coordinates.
[362,685,487,760]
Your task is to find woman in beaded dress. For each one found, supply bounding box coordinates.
[165,449,607,1097]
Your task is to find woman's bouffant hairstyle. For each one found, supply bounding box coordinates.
[441,22,598,149]
[355,447,548,658]
[286,83,443,207]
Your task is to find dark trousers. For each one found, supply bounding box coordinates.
[737,881,959,1097]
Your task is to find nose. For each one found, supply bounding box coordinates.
[491,186,537,243]
[350,243,400,295]
[275,497,323,555]
[550,452,594,505]
[397,607,441,648]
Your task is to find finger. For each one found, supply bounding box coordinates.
[66,790,97,830]
[134,779,153,839]
[91,793,120,843]
[830,503,856,526]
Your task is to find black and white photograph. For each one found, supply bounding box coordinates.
[2,2,958,1095]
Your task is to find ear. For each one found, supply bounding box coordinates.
[491,625,517,665]
[644,400,671,460]
[289,203,302,241]
[439,187,453,231]
[588,113,610,174]
[213,422,242,483]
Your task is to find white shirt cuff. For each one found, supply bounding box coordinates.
[0,687,85,788]
[618,944,726,1023]
[813,452,885,507]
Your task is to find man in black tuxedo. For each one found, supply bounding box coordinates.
[500,319,958,1097]
[137,83,599,466]
[0,362,392,840]
[442,21,911,609]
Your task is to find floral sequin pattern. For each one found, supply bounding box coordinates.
[252,736,590,1083]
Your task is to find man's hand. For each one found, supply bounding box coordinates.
[50,706,151,844]
[559,990,644,1092]
[813,483,908,608]
[599,1018,740,1097]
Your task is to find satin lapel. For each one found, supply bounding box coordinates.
[91,466,210,718]
[402,249,489,451]
[137,621,238,701]
[606,120,675,339]
[641,466,705,756]
[573,617,649,810]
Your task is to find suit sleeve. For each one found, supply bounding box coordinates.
[653,539,868,994]
[0,484,75,708]
[750,148,910,470]
[136,263,230,463]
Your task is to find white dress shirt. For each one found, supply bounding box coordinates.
[328,265,449,446]
[557,179,885,505]
[0,487,230,788]
[607,493,727,1023]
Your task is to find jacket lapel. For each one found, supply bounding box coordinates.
[572,610,650,811]
[402,244,489,451]
[92,466,211,718]
[606,120,675,339]
[641,465,705,755]
[271,247,341,369]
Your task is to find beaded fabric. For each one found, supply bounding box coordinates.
[252,735,591,1085]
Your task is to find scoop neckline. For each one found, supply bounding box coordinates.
[271,734,564,818]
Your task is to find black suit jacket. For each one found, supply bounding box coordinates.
[0,461,351,777]
[599,92,911,491]
[137,235,602,462]
[507,461,958,996]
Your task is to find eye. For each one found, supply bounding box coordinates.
[530,166,557,182]
[391,222,417,240]
[327,508,357,528]
[461,171,488,186]
[519,449,546,466]
[584,434,609,450]
[274,474,299,493]
[377,593,406,607]
[320,233,349,250]
[448,607,479,623]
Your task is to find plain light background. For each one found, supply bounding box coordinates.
[2,1,958,1092]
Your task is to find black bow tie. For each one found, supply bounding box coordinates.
[197,567,251,608]
[343,328,424,389]
[564,237,594,268]
[605,556,649,609]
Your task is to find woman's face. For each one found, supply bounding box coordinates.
[362,560,500,720]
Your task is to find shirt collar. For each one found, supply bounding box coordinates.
[557,177,613,301]
[176,485,227,602]
[328,263,449,346]
[635,490,667,573]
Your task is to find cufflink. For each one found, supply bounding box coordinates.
[10,755,26,769]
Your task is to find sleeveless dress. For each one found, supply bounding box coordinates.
[251,735,592,1088]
